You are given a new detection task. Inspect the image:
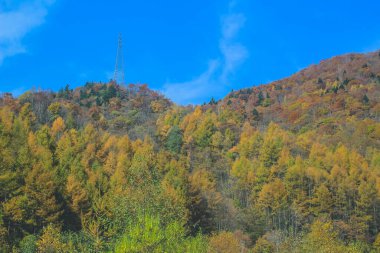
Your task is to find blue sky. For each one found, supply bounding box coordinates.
[0,0,380,104]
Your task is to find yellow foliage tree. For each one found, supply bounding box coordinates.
[208,231,241,253]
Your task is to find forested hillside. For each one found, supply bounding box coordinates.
[1,50,380,252]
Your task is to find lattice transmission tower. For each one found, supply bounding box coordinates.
[113,33,125,85]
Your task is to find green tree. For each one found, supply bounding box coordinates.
[114,214,207,253]
[166,125,183,154]
[257,91,264,106]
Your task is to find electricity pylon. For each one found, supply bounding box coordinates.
[113,33,125,85]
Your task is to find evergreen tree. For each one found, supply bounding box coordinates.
[166,126,183,154]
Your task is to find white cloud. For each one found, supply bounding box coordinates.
[220,13,248,82]
[221,13,245,40]
[163,60,221,105]
[0,0,55,64]
[162,2,248,105]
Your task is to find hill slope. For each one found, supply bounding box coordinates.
[220,50,380,127]
[0,50,379,252]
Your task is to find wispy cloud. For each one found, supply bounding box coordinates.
[220,13,248,82]
[163,60,221,105]
[0,0,55,64]
[162,2,248,105]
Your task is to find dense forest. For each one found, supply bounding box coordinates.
[0,50,380,252]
